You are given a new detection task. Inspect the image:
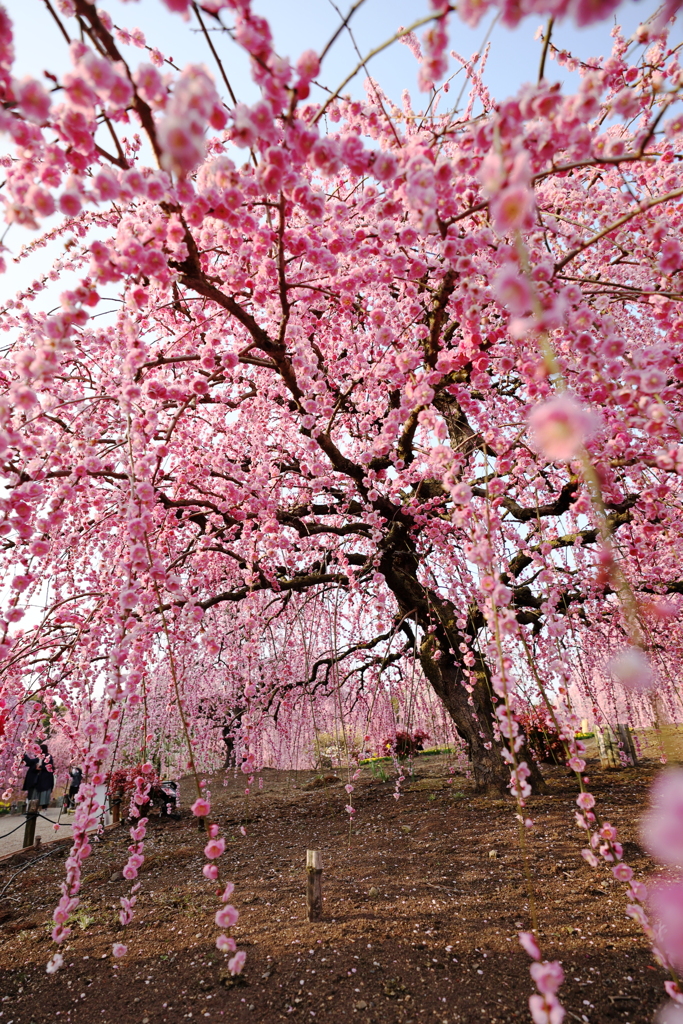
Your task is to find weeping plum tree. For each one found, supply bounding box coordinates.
[2,0,683,802]
[3,0,683,1003]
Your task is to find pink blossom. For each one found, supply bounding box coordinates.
[12,385,38,410]
[216,934,237,953]
[630,880,648,902]
[296,49,319,82]
[490,185,534,234]
[613,863,633,882]
[25,186,55,218]
[112,943,128,958]
[221,882,235,901]
[529,992,565,1024]
[46,953,64,974]
[649,876,683,971]
[664,981,683,1006]
[228,950,247,976]
[191,797,211,816]
[13,76,51,123]
[492,265,532,316]
[158,113,206,176]
[51,924,71,945]
[133,63,166,107]
[451,482,473,505]
[518,931,540,959]
[658,238,683,275]
[215,904,239,928]
[529,395,595,460]
[640,368,667,394]
[203,863,219,880]
[642,770,683,867]
[372,151,398,181]
[608,648,655,694]
[204,837,226,859]
[576,792,595,810]
[656,1002,683,1024]
[58,188,82,218]
[530,960,564,996]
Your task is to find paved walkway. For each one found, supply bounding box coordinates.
[0,785,112,859]
[0,809,76,859]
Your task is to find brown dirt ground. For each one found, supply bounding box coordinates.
[0,756,671,1024]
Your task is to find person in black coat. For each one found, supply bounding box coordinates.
[63,765,82,811]
[22,743,55,809]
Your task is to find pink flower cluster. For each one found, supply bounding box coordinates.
[519,933,565,1024]
[157,65,225,177]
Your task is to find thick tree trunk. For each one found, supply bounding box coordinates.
[379,526,547,797]
[418,636,547,796]
[418,640,511,795]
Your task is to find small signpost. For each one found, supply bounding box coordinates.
[306,849,323,921]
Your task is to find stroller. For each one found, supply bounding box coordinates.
[149,780,180,819]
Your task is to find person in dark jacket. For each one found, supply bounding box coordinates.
[22,743,55,809]
[65,765,82,811]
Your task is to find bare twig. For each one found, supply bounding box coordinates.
[538,16,554,82]
[554,185,683,271]
[319,0,368,65]
[313,10,452,125]
[193,3,238,106]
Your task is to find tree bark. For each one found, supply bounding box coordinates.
[379,524,547,797]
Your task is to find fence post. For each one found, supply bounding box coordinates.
[597,728,619,769]
[617,724,638,766]
[306,849,323,921]
[111,788,123,825]
[23,799,38,848]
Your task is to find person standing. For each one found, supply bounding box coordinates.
[22,743,55,811]
[66,765,82,811]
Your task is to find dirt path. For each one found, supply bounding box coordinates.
[0,758,667,1024]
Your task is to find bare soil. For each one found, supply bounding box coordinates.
[0,757,669,1024]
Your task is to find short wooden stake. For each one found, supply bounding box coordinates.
[597,727,619,769]
[111,789,123,825]
[306,849,323,922]
[617,723,638,766]
[23,799,38,848]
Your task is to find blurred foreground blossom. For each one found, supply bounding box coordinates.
[608,647,655,694]
[648,875,683,971]
[656,1003,683,1024]
[642,769,683,867]
[529,394,595,460]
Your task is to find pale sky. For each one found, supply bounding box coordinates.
[11,0,679,113]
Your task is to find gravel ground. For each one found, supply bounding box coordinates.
[0,757,669,1024]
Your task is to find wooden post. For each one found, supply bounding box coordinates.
[111,789,123,825]
[306,849,323,921]
[23,799,38,848]
[617,724,638,766]
[597,727,616,769]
